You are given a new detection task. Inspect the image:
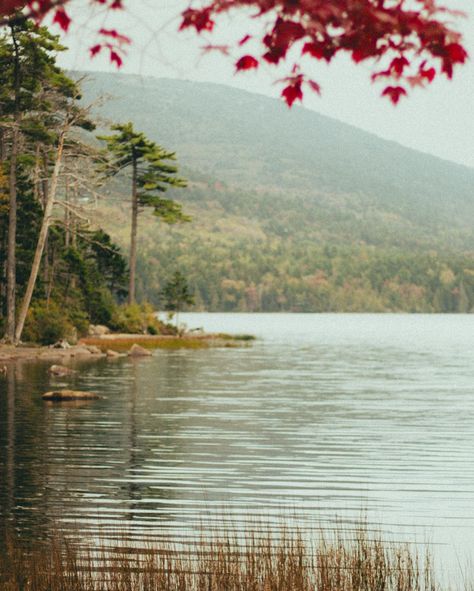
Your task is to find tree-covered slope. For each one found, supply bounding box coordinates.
[82,72,474,245]
[79,72,474,312]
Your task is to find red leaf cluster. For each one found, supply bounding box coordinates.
[0,0,468,105]
[179,0,468,105]
[1,0,128,67]
[180,7,214,32]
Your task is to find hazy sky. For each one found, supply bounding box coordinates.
[58,0,474,169]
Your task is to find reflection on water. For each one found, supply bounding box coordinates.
[1,314,474,571]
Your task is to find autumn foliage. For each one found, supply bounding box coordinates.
[0,0,468,105]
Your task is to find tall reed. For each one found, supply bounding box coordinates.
[0,522,437,591]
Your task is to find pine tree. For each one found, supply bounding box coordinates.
[161,270,195,329]
[0,22,76,341]
[99,122,188,304]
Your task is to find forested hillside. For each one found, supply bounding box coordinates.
[82,73,474,312]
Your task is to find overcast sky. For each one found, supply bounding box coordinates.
[57,0,474,169]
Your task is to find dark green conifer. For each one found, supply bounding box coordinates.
[98,122,188,304]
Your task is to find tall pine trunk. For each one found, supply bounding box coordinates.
[5,123,19,343]
[4,28,21,343]
[128,154,138,305]
[14,130,66,344]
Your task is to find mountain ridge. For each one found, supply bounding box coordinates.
[76,71,474,312]
[80,70,472,171]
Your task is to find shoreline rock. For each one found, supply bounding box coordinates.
[128,344,152,357]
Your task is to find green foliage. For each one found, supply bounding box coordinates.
[98,122,188,222]
[97,178,474,314]
[0,172,127,341]
[160,271,195,313]
[0,23,79,136]
[110,302,171,334]
[22,300,75,345]
[0,25,124,344]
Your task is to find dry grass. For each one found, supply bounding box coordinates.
[81,336,210,351]
[0,523,438,591]
[80,333,253,351]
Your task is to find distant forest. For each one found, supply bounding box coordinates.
[84,73,474,314]
[99,180,474,314]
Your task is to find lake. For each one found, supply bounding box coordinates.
[1,313,474,577]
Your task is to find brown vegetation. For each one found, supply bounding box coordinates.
[0,523,437,591]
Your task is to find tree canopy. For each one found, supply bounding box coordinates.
[0,0,468,105]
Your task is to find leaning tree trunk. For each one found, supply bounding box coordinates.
[14,130,66,344]
[128,154,138,305]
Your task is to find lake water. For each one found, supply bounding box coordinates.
[1,313,474,578]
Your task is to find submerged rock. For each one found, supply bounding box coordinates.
[128,344,152,357]
[106,349,122,358]
[42,390,100,401]
[49,364,77,376]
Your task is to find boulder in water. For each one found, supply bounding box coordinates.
[42,390,100,401]
[49,364,77,376]
[128,344,152,357]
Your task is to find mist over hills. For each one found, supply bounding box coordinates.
[78,72,474,312]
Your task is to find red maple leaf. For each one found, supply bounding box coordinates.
[446,42,468,63]
[236,55,259,70]
[109,50,123,68]
[281,81,303,107]
[52,8,71,32]
[381,86,407,105]
[390,56,410,75]
[420,67,436,82]
[89,44,102,58]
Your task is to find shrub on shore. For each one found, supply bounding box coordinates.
[22,301,79,345]
[109,303,177,336]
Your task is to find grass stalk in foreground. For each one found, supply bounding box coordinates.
[0,523,437,591]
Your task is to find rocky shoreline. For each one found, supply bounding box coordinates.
[0,343,106,363]
[0,332,255,363]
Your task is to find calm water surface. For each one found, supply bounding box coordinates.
[1,313,474,574]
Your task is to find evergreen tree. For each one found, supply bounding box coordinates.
[0,21,76,341]
[98,122,188,304]
[161,270,195,328]
[0,26,130,344]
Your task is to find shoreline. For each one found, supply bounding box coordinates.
[0,332,255,362]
